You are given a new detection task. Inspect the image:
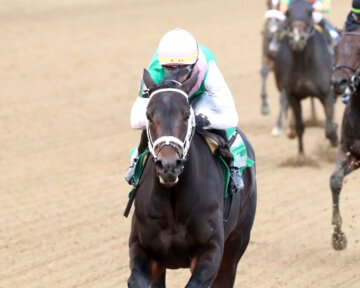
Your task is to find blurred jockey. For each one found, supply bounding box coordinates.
[125,28,244,194]
[269,0,340,53]
[344,0,360,31]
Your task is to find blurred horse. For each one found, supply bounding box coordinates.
[330,30,360,250]
[260,0,284,116]
[127,70,257,288]
[274,0,338,154]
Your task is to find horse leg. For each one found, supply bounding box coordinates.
[150,271,166,288]
[185,236,224,288]
[322,92,339,147]
[307,97,318,126]
[289,97,305,154]
[272,89,288,136]
[260,62,271,115]
[128,241,151,288]
[286,109,297,139]
[330,149,359,250]
[211,234,250,288]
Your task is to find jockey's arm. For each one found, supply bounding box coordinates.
[130,78,149,130]
[130,96,149,130]
[193,61,238,130]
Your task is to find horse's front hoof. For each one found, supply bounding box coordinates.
[261,103,271,115]
[271,127,283,137]
[332,230,347,250]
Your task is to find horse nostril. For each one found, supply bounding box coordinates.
[155,160,164,173]
[332,78,348,95]
[176,159,185,168]
[339,79,348,88]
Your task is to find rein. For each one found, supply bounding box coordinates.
[146,88,196,162]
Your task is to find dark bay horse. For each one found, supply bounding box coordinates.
[127,70,257,287]
[330,30,360,250]
[274,0,338,154]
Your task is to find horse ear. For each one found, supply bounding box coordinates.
[181,72,199,95]
[143,69,156,90]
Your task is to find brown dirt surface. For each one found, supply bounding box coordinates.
[0,0,359,287]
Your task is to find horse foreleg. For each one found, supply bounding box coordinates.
[322,92,339,147]
[330,149,359,250]
[289,97,305,154]
[310,98,317,125]
[260,62,271,115]
[150,271,166,288]
[211,234,250,288]
[272,89,288,136]
[185,237,224,288]
[128,241,151,288]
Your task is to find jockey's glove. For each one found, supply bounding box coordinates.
[195,113,211,129]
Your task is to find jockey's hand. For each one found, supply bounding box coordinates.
[195,113,211,129]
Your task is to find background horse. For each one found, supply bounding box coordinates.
[330,30,360,250]
[260,0,283,116]
[128,70,257,287]
[274,0,338,154]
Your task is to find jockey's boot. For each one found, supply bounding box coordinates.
[229,160,244,194]
[125,129,148,186]
[125,155,138,186]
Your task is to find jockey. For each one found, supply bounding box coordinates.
[126,28,244,194]
[269,0,339,52]
[344,0,360,32]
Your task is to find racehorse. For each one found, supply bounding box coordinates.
[127,70,257,287]
[274,0,338,154]
[260,0,284,116]
[330,30,360,250]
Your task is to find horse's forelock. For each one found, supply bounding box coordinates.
[287,0,313,25]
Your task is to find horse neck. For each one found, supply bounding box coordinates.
[289,34,325,67]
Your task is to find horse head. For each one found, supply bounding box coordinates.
[264,9,285,40]
[332,31,360,95]
[143,69,199,188]
[286,0,314,51]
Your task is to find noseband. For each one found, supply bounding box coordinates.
[146,88,196,161]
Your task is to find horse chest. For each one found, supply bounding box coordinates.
[138,215,216,267]
[289,77,319,97]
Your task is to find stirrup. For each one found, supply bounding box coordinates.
[229,167,244,194]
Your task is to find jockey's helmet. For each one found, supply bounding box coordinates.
[157,28,198,66]
[353,0,360,15]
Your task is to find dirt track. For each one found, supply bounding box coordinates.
[0,1,359,287]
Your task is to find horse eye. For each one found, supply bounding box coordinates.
[183,113,190,121]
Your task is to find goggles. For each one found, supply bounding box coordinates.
[163,64,194,73]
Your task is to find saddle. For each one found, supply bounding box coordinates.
[196,128,233,160]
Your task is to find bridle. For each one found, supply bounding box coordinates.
[333,32,360,98]
[146,87,196,162]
